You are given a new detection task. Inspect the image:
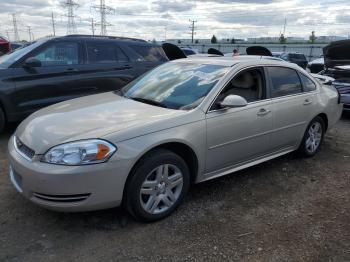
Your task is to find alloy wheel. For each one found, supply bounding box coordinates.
[140,164,184,215]
[305,122,322,154]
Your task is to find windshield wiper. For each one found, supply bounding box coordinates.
[129,96,168,108]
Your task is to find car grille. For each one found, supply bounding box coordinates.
[14,136,35,160]
[33,193,91,203]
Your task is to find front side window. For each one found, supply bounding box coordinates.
[87,43,116,64]
[268,67,302,98]
[35,42,79,66]
[211,67,265,110]
[300,74,317,92]
[122,62,229,110]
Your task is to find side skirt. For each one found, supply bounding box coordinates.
[197,147,296,183]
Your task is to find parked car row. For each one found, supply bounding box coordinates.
[8,53,342,221]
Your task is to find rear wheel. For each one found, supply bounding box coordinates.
[125,149,190,222]
[0,107,5,133]
[297,116,325,157]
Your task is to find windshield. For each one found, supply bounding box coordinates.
[122,62,229,110]
[0,40,45,68]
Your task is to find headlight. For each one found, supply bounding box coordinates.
[41,139,116,165]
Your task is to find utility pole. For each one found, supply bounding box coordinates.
[12,13,20,41]
[283,17,287,36]
[189,19,197,44]
[27,26,32,42]
[92,0,115,36]
[61,0,79,35]
[91,18,95,36]
[51,12,56,36]
[164,26,167,41]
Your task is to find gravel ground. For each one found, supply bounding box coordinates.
[0,115,349,262]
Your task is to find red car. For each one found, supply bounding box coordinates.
[0,37,11,56]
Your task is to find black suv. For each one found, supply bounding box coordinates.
[0,35,168,131]
[272,52,308,69]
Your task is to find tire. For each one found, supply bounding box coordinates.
[0,107,5,133]
[125,149,190,222]
[297,116,325,157]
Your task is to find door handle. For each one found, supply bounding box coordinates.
[65,68,78,73]
[303,99,312,105]
[114,65,132,70]
[257,108,271,116]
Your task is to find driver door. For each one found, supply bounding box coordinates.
[205,67,273,174]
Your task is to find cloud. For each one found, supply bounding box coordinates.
[0,0,348,41]
[151,0,195,13]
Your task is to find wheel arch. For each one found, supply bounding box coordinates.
[316,112,328,131]
[122,141,200,202]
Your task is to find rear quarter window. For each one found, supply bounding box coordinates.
[300,74,317,92]
[129,45,168,62]
[268,67,303,98]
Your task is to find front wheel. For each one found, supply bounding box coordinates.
[125,149,190,222]
[297,116,325,157]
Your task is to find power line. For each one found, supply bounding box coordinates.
[12,14,20,41]
[189,19,197,44]
[61,0,79,35]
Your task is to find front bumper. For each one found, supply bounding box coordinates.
[8,136,132,212]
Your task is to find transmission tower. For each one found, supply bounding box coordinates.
[92,0,115,36]
[12,14,20,41]
[61,0,79,35]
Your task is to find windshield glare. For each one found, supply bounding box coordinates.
[122,62,229,110]
[0,40,44,68]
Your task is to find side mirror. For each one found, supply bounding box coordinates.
[219,95,248,109]
[23,57,41,68]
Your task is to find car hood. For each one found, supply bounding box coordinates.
[323,40,350,69]
[16,92,187,154]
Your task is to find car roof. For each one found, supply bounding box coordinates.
[173,55,288,67]
[48,35,152,45]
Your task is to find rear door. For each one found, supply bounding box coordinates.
[12,40,85,114]
[78,40,136,93]
[267,66,317,150]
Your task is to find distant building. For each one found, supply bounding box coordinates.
[316,36,348,43]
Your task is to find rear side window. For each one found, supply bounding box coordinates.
[129,45,167,62]
[35,42,79,66]
[268,67,302,98]
[300,74,317,92]
[115,46,129,62]
[87,43,116,64]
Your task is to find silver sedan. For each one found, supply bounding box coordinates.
[8,57,343,221]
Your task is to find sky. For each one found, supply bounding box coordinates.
[0,0,350,41]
